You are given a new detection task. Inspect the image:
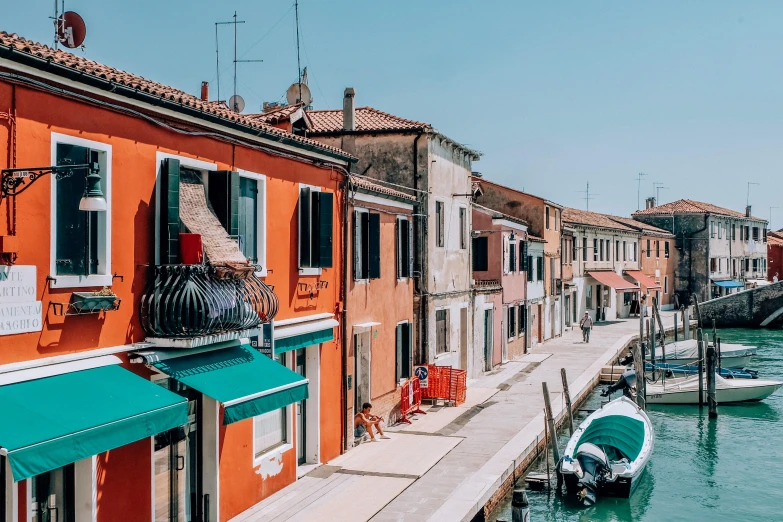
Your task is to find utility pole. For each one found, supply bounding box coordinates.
[636,172,648,210]
[746,181,759,207]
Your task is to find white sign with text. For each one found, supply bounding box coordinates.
[0,265,42,335]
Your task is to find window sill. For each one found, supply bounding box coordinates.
[253,442,293,467]
[49,274,113,289]
[299,268,322,277]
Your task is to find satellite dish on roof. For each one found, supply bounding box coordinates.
[56,11,86,49]
[286,83,312,106]
[229,94,245,113]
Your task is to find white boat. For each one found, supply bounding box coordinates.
[559,396,654,506]
[652,339,755,368]
[646,373,783,404]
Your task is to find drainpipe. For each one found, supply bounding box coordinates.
[340,174,350,452]
[412,131,427,364]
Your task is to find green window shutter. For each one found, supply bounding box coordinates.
[353,211,363,279]
[369,213,381,279]
[396,324,403,381]
[299,187,311,267]
[208,171,239,238]
[160,158,181,265]
[405,323,412,378]
[509,243,516,273]
[527,257,533,281]
[395,218,401,278]
[521,241,527,272]
[317,191,334,268]
[538,257,544,281]
[238,176,258,263]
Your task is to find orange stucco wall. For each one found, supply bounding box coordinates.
[640,235,677,306]
[0,78,346,521]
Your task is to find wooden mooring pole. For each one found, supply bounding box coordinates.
[697,328,705,406]
[542,382,560,463]
[560,368,574,436]
[635,301,647,410]
[707,343,718,418]
[674,312,679,342]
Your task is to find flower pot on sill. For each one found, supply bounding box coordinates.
[70,292,120,312]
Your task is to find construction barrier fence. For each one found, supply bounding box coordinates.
[417,364,467,406]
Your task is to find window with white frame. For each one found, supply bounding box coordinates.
[353,208,380,280]
[299,185,334,271]
[435,201,445,248]
[436,309,449,354]
[507,305,516,339]
[254,353,289,458]
[51,134,111,288]
[238,171,266,271]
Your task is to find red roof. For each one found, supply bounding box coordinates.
[625,270,661,290]
[307,107,430,134]
[588,271,639,292]
[563,208,637,232]
[0,32,351,161]
[247,103,306,125]
[768,233,783,246]
[633,199,766,221]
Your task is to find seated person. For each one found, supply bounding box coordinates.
[354,402,390,442]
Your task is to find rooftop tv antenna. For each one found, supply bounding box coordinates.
[295,0,302,104]
[653,182,669,204]
[746,181,759,207]
[636,172,648,210]
[577,182,599,211]
[215,12,263,111]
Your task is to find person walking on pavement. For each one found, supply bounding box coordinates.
[580,312,594,343]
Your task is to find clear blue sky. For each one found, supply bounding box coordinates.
[3,1,783,228]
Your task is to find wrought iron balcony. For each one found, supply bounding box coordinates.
[140,264,278,339]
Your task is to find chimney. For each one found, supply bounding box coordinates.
[343,87,356,131]
[646,197,656,209]
[200,81,209,102]
[746,205,752,218]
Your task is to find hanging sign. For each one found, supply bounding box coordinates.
[0,266,42,335]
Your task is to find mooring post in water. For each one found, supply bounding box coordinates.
[707,344,718,418]
[542,382,560,465]
[632,338,646,410]
[650,310,657,380]
[674,312,679,342]
[717,337,722,370]
[512,487,530,522]
[543,408,551,490]
[560,368,574,435]
[697,328,705,406]
[683,306,690,340]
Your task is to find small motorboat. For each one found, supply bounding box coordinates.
[559,396,654,506]
[651,339,755,368]
[645,362,758,379]
[646,374,783,404]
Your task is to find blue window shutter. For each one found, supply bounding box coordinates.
[160,158,180,265]
[369,213,381,279]
[317,191,334,268]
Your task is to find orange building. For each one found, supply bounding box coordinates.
[344,176,415,444]
[0,32,353,522]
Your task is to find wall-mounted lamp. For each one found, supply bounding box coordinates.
[1,160,106,211]
[510,231,516,241]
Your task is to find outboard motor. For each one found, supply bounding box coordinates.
[601,369,637,399]
[573,443,611,506]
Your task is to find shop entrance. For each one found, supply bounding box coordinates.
[295,348,308,466]
[30,463,75,522]
[154,381,202,522]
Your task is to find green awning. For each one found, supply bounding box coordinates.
[150,344,308,425]
[574,415,646,461]
[274,328,334,354]
[0,365,188,482]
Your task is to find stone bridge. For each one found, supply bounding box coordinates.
[699,281,783,328]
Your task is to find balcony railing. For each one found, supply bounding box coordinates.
[140,264,278,339]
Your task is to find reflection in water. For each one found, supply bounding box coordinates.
[488,328,783,522]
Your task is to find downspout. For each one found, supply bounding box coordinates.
[412,131,426,364]
[340,173,350,452]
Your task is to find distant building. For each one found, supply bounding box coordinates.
[768,231,783,282]
[562,208,641,322]
[633,199,769,302]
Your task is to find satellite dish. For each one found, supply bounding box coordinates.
[57,11,86,49]
[286,83,313,106]
[229,94,245,113]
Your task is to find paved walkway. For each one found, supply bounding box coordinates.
[230,314,674,522]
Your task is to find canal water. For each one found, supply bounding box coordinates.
[489,328,783,522]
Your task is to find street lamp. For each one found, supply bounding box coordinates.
[1,160,106,211]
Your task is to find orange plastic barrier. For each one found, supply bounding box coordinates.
[417,364,467,406]
[399,377,426,424]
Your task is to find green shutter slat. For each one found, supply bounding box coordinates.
[318,192,334,268]
[396,324,403,381]
[395,218,401,278]
[521,241,528,271]
[369,213,381,279]
[160,158,181,265]
[299,188,311,267]
[405,323,412,379]
[353,211,362,279]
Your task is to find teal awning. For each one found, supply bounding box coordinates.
[0,365,188,482]
[712,279,744,289]
[150,344,308,425]
[275,327,334,354]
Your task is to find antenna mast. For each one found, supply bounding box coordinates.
[636,172,648,210]
[295,0,302,103]
[653,182,669,204]
[215,13,262,111]
[577,182,599,211]
[746,181,759,207]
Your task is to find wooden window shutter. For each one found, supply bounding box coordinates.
[527,256,534,281]
[396,324,403,381]
[520,241,527,272]
[207,170,239,238]
[317,191,334,267]
[405,323,412,378]
[408,220,414,278]
[369,213,381,279]
[299,187,311,267]
[353,211,362,279]
[509,242,516,273]
[395,218,401,278]
[160,158,181,265]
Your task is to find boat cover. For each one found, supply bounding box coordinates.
[657,340,752,361]
[575,415,645,461]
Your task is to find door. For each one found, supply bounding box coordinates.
[154,381,201,522]
[537,304,543,344]
[296,349,308,465]
[564,296,571,327]
[483,309,493,371]
[459,307,468,370]
[596,284,603,320]
[31,465,75,522]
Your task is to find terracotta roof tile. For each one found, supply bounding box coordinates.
[247,103,306,125]
[632,199,766,221]
[562,208,637,232]
[768,231,783,245]
[349,176,417,202]
[0,32,351,160]
[605,215,674,237]
[308,107,430,134]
